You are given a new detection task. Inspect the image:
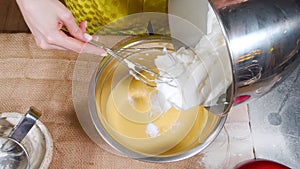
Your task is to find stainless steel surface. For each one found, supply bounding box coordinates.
[0,138,29,169]
[209,0,300,105]
[248,64,300,168]
[8,106,41,142]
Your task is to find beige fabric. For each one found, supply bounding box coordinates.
[0,33,207,169]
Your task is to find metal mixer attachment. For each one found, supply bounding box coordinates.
[88,41,177,88]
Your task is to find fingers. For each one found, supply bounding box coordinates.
[81,43,108,56]
[58,20,107,56]
[55,30,107,56]
[32,31,67,50]
[79,20,87,32]
[60,12,90,42]
[17,0,105,55]
[33,27,106,56]
[63,20,107,56]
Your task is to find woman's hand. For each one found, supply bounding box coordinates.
[16,0,107,56]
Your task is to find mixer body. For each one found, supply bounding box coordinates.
[210,0,300,104]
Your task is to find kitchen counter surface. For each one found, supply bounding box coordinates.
[248,63,300,168]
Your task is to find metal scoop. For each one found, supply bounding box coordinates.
[0,107,41,169]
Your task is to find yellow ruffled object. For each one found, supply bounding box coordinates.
[65,0,168,35]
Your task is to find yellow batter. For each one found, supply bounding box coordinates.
[97,72,211,156]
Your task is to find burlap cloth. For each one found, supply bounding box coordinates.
[0,33,253,169]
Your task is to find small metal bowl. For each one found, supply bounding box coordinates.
[0,112,53,168]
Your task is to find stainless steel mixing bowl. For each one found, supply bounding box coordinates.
[209,0,300,105]
[87,37,228,162]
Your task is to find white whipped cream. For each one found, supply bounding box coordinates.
[152,5,232,111]
[146,123,160,138]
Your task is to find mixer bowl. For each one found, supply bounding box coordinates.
[209,0,300,104]
[87,37,228,162]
